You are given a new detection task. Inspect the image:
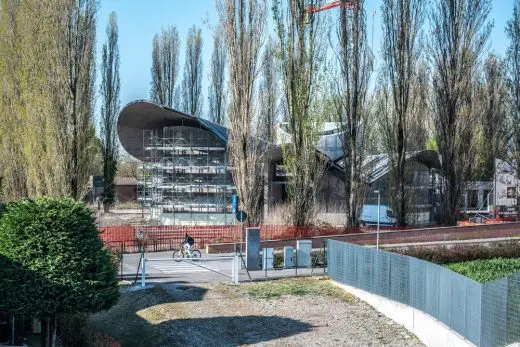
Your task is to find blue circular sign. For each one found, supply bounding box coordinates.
[236,210,248,223]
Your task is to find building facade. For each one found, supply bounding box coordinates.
[118,101,235,225]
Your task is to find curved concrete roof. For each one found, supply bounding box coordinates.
[117,100,228,161]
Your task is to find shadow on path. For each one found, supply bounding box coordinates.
[92,284,313,347]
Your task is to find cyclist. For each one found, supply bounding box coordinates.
[181,233,195,256]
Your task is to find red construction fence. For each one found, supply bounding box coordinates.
[99,224,412,253]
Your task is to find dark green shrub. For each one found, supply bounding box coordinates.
[0,198,120,344]
[57,313,92,347]
[58,313,122,347]
[396,241,520,264]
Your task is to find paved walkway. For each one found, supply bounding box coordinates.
[121,250,325,284]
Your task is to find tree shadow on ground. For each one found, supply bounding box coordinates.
[92,284,313,347]
[154,315,313,347]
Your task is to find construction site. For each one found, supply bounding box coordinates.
[137,124,235,225]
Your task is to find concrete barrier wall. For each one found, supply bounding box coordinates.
[333,281,475,347]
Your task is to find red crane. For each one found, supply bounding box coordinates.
[305,0,356,14]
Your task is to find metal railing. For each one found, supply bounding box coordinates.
[140,255,240,287]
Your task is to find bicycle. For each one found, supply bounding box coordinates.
[172,246,202,261]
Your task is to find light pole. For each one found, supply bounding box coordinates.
[374,190,380,249]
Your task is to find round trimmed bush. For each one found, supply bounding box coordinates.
[0,198,119,318]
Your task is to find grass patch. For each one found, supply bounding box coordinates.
[240,277,354,302]
[444,258,520,282]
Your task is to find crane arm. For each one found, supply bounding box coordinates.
[306,0,356,14]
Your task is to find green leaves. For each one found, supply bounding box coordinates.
[0,198,119,318]
[445,258,520,283]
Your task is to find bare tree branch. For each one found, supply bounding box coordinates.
[182,25,203,116]
[429,0,492,225]
[100,11,120,211]
[208,28,227,124]
[150,26,180,108]
[218,0,266,224]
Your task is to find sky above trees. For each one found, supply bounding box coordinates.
[94,0,514,120]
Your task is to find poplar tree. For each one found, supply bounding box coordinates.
[218,0,266,224]
[273,0,327,226]
[182,25,203,116]
[430,0,492,225]
[380,0,427,226]
[0,0,98,201]
[100,11,120,211]
[506,0,520,181]
[150,26,180,107]
[208,30,227,124]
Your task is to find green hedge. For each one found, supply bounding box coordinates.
[0,198,119,318]
[395,241,520,264]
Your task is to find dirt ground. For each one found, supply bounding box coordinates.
[91,278,423,347]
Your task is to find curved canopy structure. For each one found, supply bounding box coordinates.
[118,100,228,161]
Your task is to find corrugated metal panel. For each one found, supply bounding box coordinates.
[328,240,520,347]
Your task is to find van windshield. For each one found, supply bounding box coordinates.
[386,209,395,218]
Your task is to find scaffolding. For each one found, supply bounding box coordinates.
[137,124,235,225]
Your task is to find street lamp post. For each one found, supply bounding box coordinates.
[374,190,380,249]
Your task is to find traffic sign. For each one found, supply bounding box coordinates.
[236,210,248,223]
[136,228,144,239]
[231,194,239,213]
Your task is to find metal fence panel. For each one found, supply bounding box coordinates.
[507,273,520,345]
[327,240,518,347]
[408,257,426,313]
[481,277,508,347]
[424,263,441,320]
[464,279,482,345]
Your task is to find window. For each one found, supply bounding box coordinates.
[468,190,478,209]
[507,187,516,199]
[386,209,395,218]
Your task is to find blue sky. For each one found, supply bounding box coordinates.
[95,0,515,119]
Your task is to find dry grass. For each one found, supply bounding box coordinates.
[231,277,355,302]
[264,203,348,226]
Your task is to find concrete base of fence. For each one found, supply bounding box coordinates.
[332,281,475,347]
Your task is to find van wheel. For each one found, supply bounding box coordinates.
[360,222,366,227]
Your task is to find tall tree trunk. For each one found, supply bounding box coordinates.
[333,0,372,226]
[219,0,266,224]
[430,0,492,225]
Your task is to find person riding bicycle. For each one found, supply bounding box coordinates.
[181,233,195,256]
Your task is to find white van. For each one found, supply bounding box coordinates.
[359,204,397,226]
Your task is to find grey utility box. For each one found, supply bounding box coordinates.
[245,227,261,270]
[296,240,312,267]
[283,246,295,268]
[262,247,274,270]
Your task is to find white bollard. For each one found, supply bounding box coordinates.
[231,255,235,283]
[141,257,146,288]
[233,255,239,284]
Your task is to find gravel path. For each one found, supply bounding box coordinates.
[153,280,424,347]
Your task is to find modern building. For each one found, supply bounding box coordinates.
[118,101,235,225]
[265,122,443,224]
[461,159,519,220]
[119,100,447,225]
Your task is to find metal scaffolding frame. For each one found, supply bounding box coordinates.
[137,122,234,225]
